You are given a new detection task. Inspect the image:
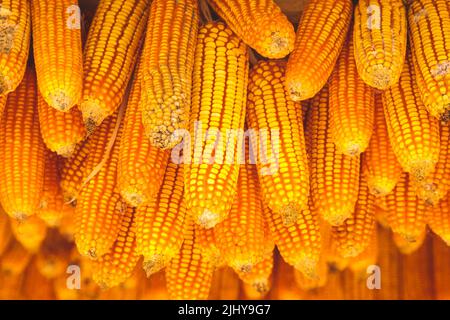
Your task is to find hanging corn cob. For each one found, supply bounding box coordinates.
[247,60,309,224]
[294,254,328,291]
[392,230,426,254]
[408,0,450,119]
[185,22,248,228]
[207,0,295,59]
[363,94,403,196]
[286,0,353,101]
[353,0,407,89]
[382,53,440,181]
[80,0,149,130]
[236,251,273,296]
[428,195,450,246]
[306,86,361,226]
[141,0,198,149]
[0,0,30,95]
[165,218,214,300]
[31,0,83,111]
[0,69,45,220]
[135,162,186,276]
[10,215,47,253]
[195,223,224,267]
[329,29,375,156]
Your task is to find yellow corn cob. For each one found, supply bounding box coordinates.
[428,195,450,245]
[135,162,186,276]
[214,160,265,272]
[80,0,150,130]
[415,121,450,205]
[323,220,349,271]
[329,30,375,156]
[306,86,361,225]
[294,254,328,291]
[0,0,30,95]
[207,0,295,59]
[236,251,273,296]
[392,230,426,254]
[74,115,126,259]
[348,229,378,274]
[22,259,56,300]
[363,94,403,196]
[332,176,376,258]
[31,0,83,111]
[185,22,248,228]
[195,223,224,268]
[0,69,45,220]
[285,0,353,101]
[0,207,12,256]
[247,60,310,224]
[10,215,47,253]
[141,0,198,149]
[0,240,31,275]
[263,200,321,279]
[386,172,428,242]
[408,0,450,119]
[165,218,214,300]
[353,0,407,89]
[37,93,85,157]
[92,207,140,289]
[382,53,440,180]
[118,61,169,207]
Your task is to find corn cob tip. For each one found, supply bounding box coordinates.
[47,90,75,112]
[368,177,398,197]
[369,65,394,90]
[287,83,313,102]
[143,255,166,277]
[253,281,270,295]
[81,99,104,132]
[237,263,253,274]
[279,202,301,226]
[148,126,182,150]
[54,144,77,159]
[294,256,319,280]
[194,208,221,229]
[0,75,11,95]
[323,206,353,226]
[341,142,364,157]
[120,188,145,208]
[409,160,436,182]
[266,31,293,59]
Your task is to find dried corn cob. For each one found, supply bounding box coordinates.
[37,93,85,157]
[329,30,375,156]
[195,223,224,267]
[386,172,428,242]
[0,0,30,95]
[382,53,440,180]
[135,162,186,276]
[141,0,198,149]
[306,86,361,225]
[10,215,47,253]
[353,0,407,89]
[332,176,376,258]
[294,254,328,291]
[286,0,353,101]
[428,195,450,245]
[392,230,426,254]
[80,0,150,129]
[31,0,83,111]
[247,60,309,223]
[0,240,31,275]
[207,0,295,59]
[92,207,140,289]
[236,251,273,296]
[118,61,169,207]
[408,0,450,119]
[74,115,126,259]
[185,22,248,228]
[0,207,12,256]
[214,160,265,272]
[363,94,403,196]
[0,69,45,220]
[165,218,214,300]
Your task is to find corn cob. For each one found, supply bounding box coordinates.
[0,207,12,256]
[353,0,407,89]
[236,251,273,296]
[195,223,224,267]
[323,220,349,271]
[247,60,309,223]
[37,93,85,157]
[31,0,83,111]
[392,230,426,254]
[165,218,214,300]
[214,160,265,272]
[408,0,450,119]
[80,0,150,130]
[0,69,45,220]
[22,259,55,300]
[207,0,295,59]
[306,86,361,225]
[263,200,321,279]
[118,61,169,207]
[74,115,126,259]
[285,0,353,101]
[294,254,328,291]
[382,53,440,181]
[385,172,428,242]
[10,215,47,253]
[0,0,30,95]
[363,94,403,196]
[348,229,378,274]
[185,22,248,228]
[141,0,198,149]
[415,121,450,205]
[92,207,140,289]
[332,176,376,258]
[428,195,450,245]
[0,240,31,275]
[135,162,186,276]
[329,30,375,156]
